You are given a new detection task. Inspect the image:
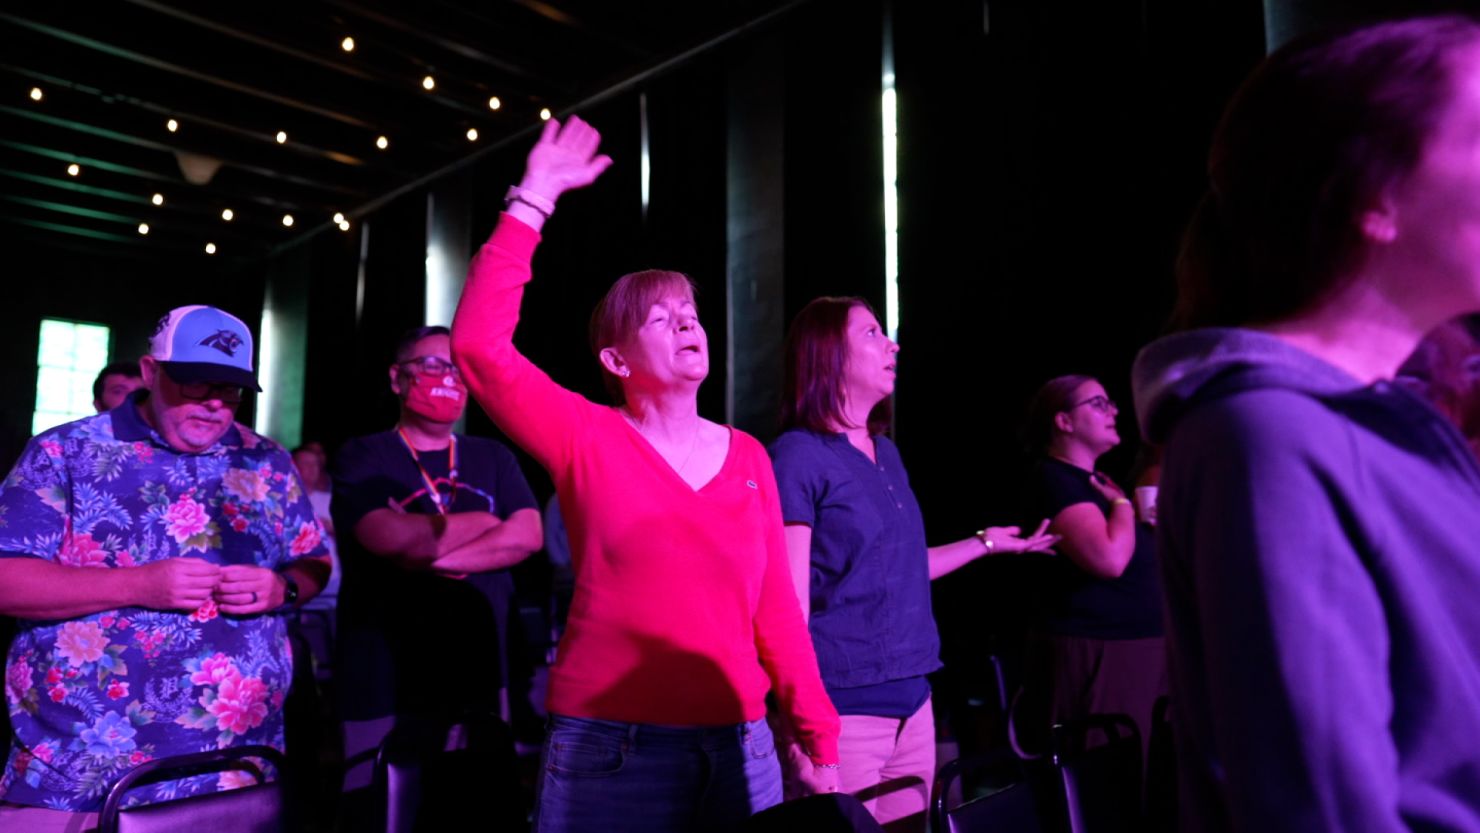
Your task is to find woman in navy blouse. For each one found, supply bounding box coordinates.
[769,296,1056,832]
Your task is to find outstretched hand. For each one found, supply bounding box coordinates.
[983,519,1060,555]
[518,116,613,204]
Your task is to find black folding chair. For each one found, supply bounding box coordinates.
[1050,713,1142,833]
[743,793,885,832]
[99,744,286,833]
[373,711,522,832]
[1144,696,1176,832]
[931,747,1045,833]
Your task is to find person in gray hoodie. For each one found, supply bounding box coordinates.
[1132,15,1480,833]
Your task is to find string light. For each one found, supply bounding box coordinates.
[166,118,179,133]
[29,87,42,102]
[282,214,294,227]
[539,108,552,121]
[137,223,149,235]
[275,131,287,144]
[375,135,389,150]
[422,75,435,91]
[488,96,501,110]
[332,212,345,224]
[66,164,80,176]
[151,193,164,206]
[205,242,217,254]
[338,220,351,232]
[466,128,478,141]
[341,36,355,52]
[221,208,234,221]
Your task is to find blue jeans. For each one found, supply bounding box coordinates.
[533,714,783,833]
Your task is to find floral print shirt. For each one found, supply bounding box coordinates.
[0,393,327,811]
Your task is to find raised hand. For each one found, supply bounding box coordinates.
[518,116,613,204]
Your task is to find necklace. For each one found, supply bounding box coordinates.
[624,410,701,474]
[396,427,458,515]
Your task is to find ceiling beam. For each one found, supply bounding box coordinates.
[273,0,813,254]
[1,11,384,130]
[0,107,375,198]
[115,0,527,122]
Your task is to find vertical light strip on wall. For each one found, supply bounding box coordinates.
[254,306,276,436]
[882,76,900,342]
[355,222,370,329]
[640,92,651,220]
[425,193,443,326]
[882,2,899,342]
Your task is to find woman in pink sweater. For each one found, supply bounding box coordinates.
[451,117,841,832]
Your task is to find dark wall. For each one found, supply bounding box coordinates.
[892,0,1266,702]
[0,233,266,465]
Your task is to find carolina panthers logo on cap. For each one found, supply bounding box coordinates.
[199,329,244,356]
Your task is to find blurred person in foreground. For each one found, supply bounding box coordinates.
[1133,16,1480,831]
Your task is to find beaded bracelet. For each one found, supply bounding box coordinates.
[504,185,555,218]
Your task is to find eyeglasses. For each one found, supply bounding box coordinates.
[1071,394,1118,414]
[399,356,461,378]
[178,382,245,405]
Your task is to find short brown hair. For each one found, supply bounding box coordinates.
[588,269,697,405]
[394,325,451,364]
[780,296,892,435]
[1022,374,1095,453]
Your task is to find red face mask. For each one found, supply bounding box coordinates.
[404,371,466,423]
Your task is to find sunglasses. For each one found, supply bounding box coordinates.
[177,382,246,405]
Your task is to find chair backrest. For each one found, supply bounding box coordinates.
[742,793,886,832]
[931,748,1044,833]
[1144,696,1176,833]
[1051,713,1143,833]
[374,712,521,833]
[99,744,286,833]
[293,607,336,681]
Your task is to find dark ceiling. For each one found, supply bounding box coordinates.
[0,0,797,263]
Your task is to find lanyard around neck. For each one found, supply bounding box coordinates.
[396,427,458,515]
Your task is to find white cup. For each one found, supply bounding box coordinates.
[1134,486,1159,526]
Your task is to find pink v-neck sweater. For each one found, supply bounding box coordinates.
[452,215,839,764]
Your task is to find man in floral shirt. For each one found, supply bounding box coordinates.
[0,305,332,828]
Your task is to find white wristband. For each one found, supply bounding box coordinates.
[504,185,556,218]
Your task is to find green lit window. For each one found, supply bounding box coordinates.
[34,318,111,435]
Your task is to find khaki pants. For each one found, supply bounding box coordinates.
[836,696,936,833]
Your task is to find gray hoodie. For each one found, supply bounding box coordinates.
[1132,328,1480,833]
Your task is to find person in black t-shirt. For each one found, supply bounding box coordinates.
[331,325,542,816]
[1019,374,1165,753]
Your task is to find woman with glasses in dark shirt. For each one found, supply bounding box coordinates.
[1020,374,1165,749]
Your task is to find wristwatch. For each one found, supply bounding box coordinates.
[279,573,300,609]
